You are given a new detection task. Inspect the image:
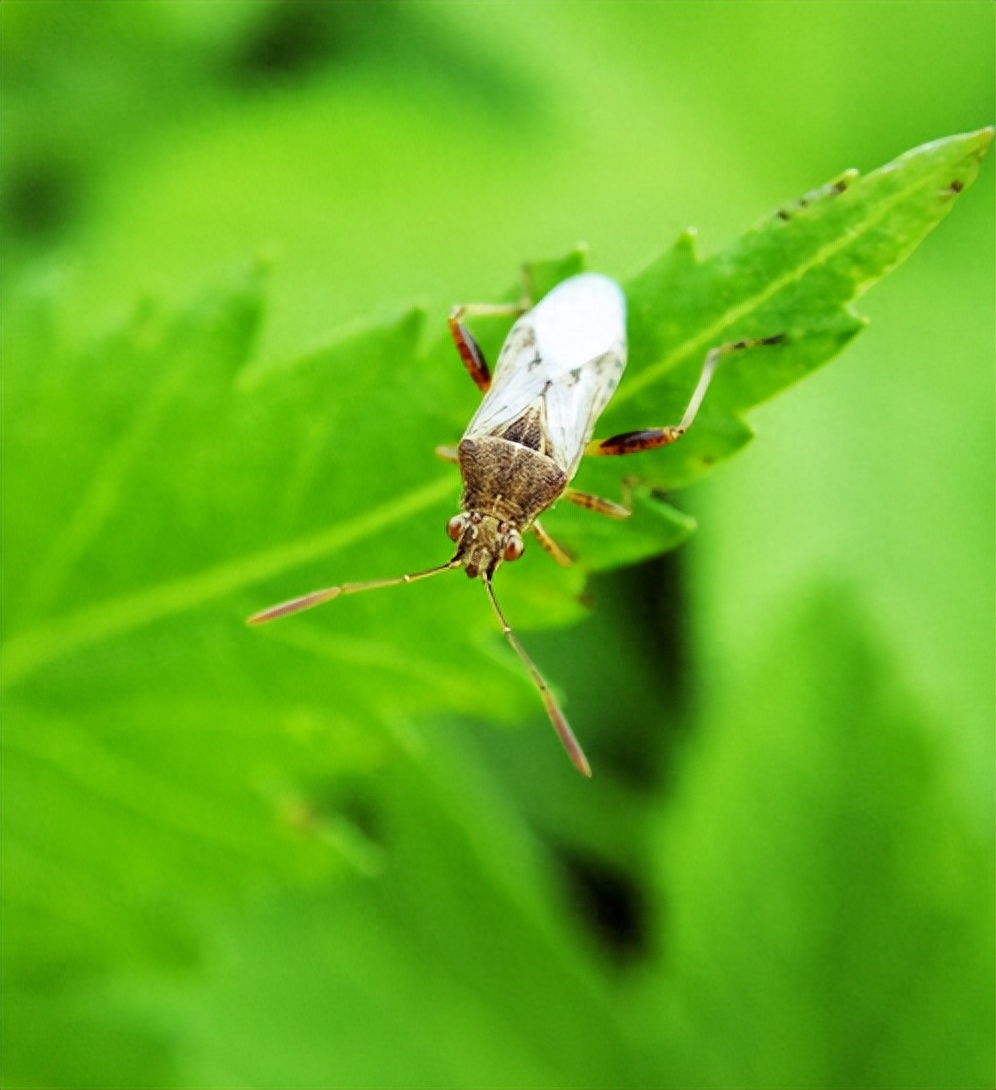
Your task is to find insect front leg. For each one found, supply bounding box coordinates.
[448,302,526,394]
[531,519,573,567]
[434,444,459,464]
[585,335,785,457]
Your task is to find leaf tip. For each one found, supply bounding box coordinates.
[937,128,993,197]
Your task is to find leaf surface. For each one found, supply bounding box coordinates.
[641,591,994,1088]
[2,130,990,1086]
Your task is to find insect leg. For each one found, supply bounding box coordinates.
[585,334,785,456]
[434,444,459,464]
[448,302,525,394]
[564,487,632,519]
[518,265,538,308]
[484,576,591,777]
[531,519,573,566]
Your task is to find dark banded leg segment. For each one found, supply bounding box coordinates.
[448,302,526,394]
[585,334,785,457]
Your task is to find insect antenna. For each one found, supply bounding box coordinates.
[247,558,462,625]
[483,576,592,778]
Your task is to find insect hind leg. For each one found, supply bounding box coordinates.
[586,334,785,457]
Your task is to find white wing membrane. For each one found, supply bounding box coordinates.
[462,273,627,478]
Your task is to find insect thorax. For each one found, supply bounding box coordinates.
[458,436,567,527]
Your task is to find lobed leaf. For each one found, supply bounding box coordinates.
[1,130,990,1086]
[563,128,993,506]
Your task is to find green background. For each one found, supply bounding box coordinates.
[2,3,993,1087]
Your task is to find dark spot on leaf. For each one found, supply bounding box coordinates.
[293,782,386,848]
[231,0,372,82]
[556,848,649,965]
[228,0,540,115]
[585,548,691,790]
[3,158,78,239]
[339,792,386,848]
[947,178,964,195]
[632,549,689,716]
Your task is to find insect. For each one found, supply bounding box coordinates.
[248,272,782,776]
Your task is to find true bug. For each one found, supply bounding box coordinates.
[248,272,782,776]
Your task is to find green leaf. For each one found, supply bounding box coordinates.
[641,590,993,1088]
[568,127,993,504]
[1,130,989,1086]
[417,129,995,564]
[123,740,644,1090]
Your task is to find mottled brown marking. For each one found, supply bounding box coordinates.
[497,404,549,453]
[459,437,566,523]
[452,436,566,577]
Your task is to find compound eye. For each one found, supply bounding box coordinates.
[503,532,524,562]
[446,514,468,542]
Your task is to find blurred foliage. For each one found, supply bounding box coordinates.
[2,3,993,1088]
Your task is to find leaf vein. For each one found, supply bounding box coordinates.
[24,344,194,617]
[3,474,456,687]
[615,163,940,405]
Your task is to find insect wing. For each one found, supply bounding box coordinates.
[461,274,627,478]
[461,317,549,442]
[541,344,625,478]
[529,273,626,379]
[532,274,627,476]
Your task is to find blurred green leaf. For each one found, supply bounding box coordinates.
[640,589,993,1089]
[1,129,990,1087]
[129,738,648,1090]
